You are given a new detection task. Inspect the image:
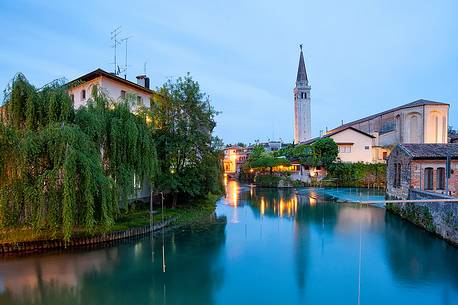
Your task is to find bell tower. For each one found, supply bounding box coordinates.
[294,44,311,144]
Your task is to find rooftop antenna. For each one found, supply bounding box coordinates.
[120,35,133,79]
[111,26,122,75]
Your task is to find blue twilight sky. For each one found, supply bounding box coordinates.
[0,0,457,144]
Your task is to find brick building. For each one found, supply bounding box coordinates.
[387,144,458,199]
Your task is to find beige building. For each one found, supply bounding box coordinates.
[328,99,449,146]
[66,68,157,109]
[66,69,158,201]
[305,126,383,163]
[223,146,250,176]
[314,99,450,163]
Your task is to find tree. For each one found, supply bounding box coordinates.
[0,74,158,240]
[245,145,291,173]
[152,73,223,207]
[311,138,338,168]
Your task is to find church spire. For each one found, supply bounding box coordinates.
[296,44,308,84]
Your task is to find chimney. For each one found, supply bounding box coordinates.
[136,75,150,89]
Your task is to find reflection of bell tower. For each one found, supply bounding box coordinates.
[294,44,311,144]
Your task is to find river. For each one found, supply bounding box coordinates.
[1,180,458,305]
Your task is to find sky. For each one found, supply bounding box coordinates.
[0,0,457,145]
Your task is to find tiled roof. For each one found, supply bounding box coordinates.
[66,68,157,95]
[400,144,458,159]
[299,126,374,145]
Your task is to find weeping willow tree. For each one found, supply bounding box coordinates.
[0,74,157,240]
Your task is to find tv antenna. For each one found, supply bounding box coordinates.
[111,26,122,75]
[120,35,133,79]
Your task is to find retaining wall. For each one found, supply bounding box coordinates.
[386,190,458,246]
[0,218,175,255]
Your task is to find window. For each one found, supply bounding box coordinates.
[424,167,434,190]
[304,92,307,99]
[338,145,352,153]
[81,89,86,100]
[437,167,446,190]
[121,90,126,99]
[70,94,74,103]
[383,151,388,159]
[364,146,370,150]
[393,163,401,188]
[380,118,395,134]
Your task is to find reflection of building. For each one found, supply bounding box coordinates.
[387,143,458,199]
[223,146,250,175]
[0,248,118,298]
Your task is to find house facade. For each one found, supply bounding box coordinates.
[304,126,386,163]
[387,144,458,199]
[66,69,156,109]
[223,146,250,176]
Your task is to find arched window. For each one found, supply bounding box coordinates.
[304,92,307,99]
[424,167,434,190]
[437,167,445,190]
[393,163,401,188]
[409,115,418,143]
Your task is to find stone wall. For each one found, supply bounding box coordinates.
[386,146,411,199]
[0,218,175,255]
[386,190,458,246]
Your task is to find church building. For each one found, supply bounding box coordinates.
[294,45,312,144]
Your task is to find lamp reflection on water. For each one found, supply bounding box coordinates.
[309,190,318,206]
[225,180,239,207]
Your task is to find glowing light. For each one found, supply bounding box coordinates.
[227,180,238,206]
[145,115,153,125]
[260,197,265,215]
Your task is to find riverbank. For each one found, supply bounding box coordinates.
[0,195,220,255]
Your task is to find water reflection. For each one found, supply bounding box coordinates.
[0,215,227,305]
[221,181,458,304]
[1,181,458,305]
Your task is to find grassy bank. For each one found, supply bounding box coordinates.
[0,194,221,244]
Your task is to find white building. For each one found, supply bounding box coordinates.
[66,68,156,109]
[294,45,312,144]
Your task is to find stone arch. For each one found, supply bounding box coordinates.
[406,112,421,143]
[429,111,445,143]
